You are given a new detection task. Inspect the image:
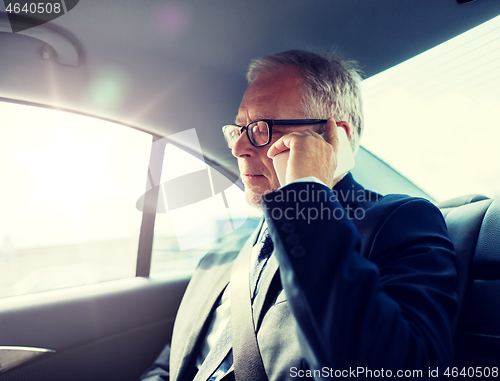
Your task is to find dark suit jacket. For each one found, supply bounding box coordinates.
[142,173,457,380]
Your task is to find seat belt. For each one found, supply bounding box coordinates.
[230,245,269,381]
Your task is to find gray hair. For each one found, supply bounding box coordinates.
[247,50,364,153]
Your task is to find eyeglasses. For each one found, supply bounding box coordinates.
[222,119,327,148]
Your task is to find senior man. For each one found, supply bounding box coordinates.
[142,50,457,380]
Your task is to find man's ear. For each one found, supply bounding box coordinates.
[336,121,351,140]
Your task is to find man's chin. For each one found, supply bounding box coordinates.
[244,187,277,208]
[245,191,264,208]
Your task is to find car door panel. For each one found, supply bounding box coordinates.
[0,277,188,381]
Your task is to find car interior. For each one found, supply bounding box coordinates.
[1,1,500,380]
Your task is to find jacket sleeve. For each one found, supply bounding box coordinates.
[261,182,457,376]
[140,344,171,381]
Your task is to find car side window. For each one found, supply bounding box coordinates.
[0,105,260,297]
[149,129,261,278]
[0,103,152,298]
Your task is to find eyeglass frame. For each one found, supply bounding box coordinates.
[222,119,328,148]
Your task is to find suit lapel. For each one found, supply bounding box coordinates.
[175,265,232,381]
[174,220,263,381]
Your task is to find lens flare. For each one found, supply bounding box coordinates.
[154,3,190,39]
[88,67,130,109]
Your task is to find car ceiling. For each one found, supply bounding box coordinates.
[1,0,500,179]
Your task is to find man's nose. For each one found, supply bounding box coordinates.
[232,130,255,158]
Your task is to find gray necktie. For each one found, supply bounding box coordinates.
[251,228,274,302]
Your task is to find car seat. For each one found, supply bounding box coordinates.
[438,195,500,367]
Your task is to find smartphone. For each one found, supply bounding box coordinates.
[272,127,355,186]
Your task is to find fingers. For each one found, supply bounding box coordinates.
[323,117,339,154]
[267,129,324,159]
[266,135,290,159]
[266,118,350,159]
[324,117,352,153]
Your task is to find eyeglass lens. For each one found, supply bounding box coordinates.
[248,121,269,146]
[224,121,270,148]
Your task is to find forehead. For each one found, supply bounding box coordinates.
[236,67,305,124]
